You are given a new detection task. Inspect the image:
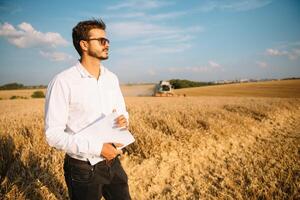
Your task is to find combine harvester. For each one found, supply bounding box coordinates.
[153,80,186,97]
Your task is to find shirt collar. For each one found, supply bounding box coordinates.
[76,61,105,78]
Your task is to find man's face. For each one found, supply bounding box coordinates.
[86,28,110,60]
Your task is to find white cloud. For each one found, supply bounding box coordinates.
[39,50,74,62]
[110,20,202,56]
[141,34,193,44]
[168,61,223,73]
[266,48,288,56]
[265,48,300,60]
[146,11,188,20]
[0,22,68,48]
[110,21,203,41]
[208,60,221,68]
[113,12,146,19]
[103,11,187,21]
[159,44,192,53]
[0,22,23,37]
[256,61,268,68]
[115,43,192,55]
[107,1,172,11]
[110,21,175,39]
[288,48,300,60]
[198,0,272,12]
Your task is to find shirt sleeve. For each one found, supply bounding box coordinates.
[114,76,129,122]
[44,76,103,157]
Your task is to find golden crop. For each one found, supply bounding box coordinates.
[175,79,300,98]
[0,96,300,199]
[2,79,299,100]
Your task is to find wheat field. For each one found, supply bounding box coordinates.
[0,84,155,100]
[0,83,300,199]
[176,80,300,98]
[1,80,299,100]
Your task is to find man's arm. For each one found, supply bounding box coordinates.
[114,77,129,124]
[44,76,102,157]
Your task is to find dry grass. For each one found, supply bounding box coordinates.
[120,84,155,97]
[0,95,300,199]
[1,79,299,99]
[0,89,47,100]
[175,79,300,98]
[0,84,155,99]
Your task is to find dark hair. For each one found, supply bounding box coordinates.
[72,19,106,56]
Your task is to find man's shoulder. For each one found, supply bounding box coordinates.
[52,65,79,82]
[103,66,118,81]
[56,65,78,79]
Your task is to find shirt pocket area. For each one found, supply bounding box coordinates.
[107,91,117,111]
[69,86,91,112]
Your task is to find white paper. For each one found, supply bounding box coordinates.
[77,112,135,149]
[77,112,135,165]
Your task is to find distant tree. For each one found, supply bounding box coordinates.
[31,91,45,98]
[10,96,18,100]
[0,83,25,90]
[169,79,215,89]
[282,77,300,80]
[9,95,28,100]
[0,83,47,90]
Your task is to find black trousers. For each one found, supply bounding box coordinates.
[64,154,131,200]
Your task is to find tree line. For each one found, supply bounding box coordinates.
[169,79,216,89]
[0,83,46,90]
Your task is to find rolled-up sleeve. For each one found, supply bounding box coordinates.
[114,77,129,122]
[44,76,103,156]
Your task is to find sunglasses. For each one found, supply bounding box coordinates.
[87,37,110,45]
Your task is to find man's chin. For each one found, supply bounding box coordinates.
[100,56,109,60]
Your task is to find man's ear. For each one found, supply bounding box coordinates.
[79,40,88,52]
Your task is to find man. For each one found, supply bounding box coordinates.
[44,19,131,200]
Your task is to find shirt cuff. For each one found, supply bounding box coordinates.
[89,139,103,157]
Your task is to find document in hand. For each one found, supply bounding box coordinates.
[77,112,135,149]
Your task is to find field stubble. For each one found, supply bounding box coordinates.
[0,97,300,199]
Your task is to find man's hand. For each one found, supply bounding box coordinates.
[101,143,123,161]
[114,114,128,129]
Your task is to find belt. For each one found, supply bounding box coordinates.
[65,154,117,167]
[65,154,92,165]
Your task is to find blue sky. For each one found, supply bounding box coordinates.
[0,0,300,85]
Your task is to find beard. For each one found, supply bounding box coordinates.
[88,48,109,60]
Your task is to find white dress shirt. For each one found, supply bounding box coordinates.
[44,62,128,164]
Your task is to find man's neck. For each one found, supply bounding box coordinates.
[80,56,101,79]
